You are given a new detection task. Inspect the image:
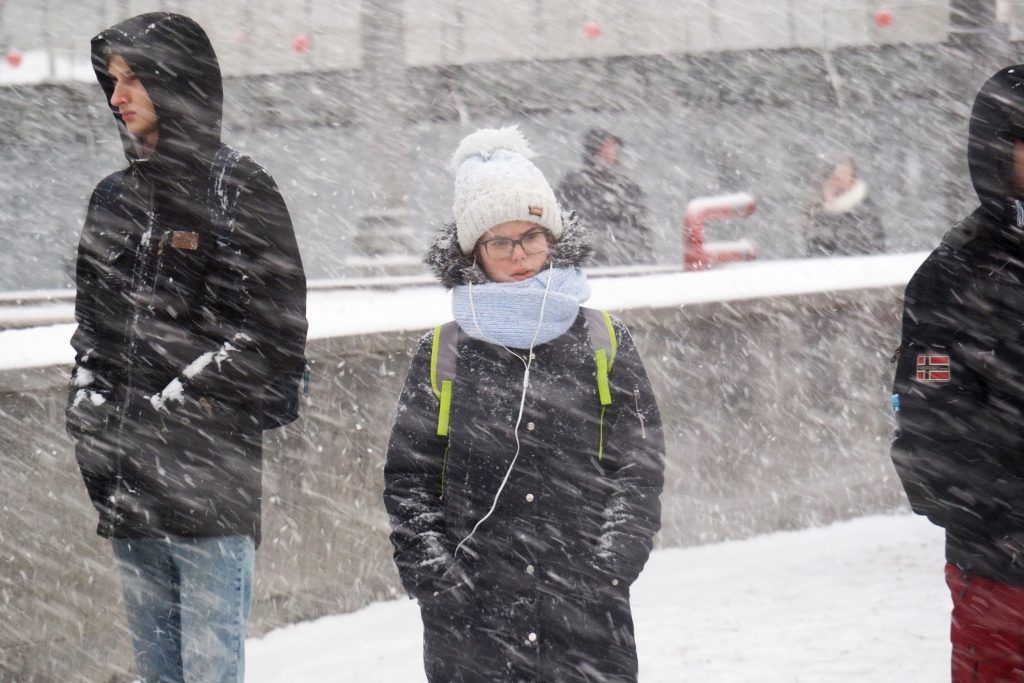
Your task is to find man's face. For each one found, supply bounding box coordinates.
[107,54,158,150]
[595,136,619,168]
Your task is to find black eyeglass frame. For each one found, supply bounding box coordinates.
[476,229,551,260]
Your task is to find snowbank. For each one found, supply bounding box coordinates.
[0,323,77,371]
[245,513,950,683]
[0,252,927,371]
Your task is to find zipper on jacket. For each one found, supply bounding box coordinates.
[111,181,157,527]
[634,384,647,440]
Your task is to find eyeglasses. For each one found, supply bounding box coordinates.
[477,230,550,260]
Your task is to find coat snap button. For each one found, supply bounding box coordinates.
[525,493,534,502]
[528,632,537,643]
[526,564,535,575]
[526,421,535,431]
[611,578,619,586]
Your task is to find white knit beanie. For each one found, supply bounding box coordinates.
[450,125,563,254]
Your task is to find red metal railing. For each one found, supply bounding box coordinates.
[683,192,757,271]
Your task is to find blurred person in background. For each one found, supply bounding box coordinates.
[66,13,307,682]
[804,156,885,256]
[384,126,665,682]
[891,65,1024,682]
[557,128,657,266]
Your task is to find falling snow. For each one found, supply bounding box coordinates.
[0,1,1016,681]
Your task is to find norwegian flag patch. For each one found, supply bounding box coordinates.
[916,354,951,383]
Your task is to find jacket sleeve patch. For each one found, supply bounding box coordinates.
[916,354,951,383]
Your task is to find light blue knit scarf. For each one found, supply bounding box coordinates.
[452,267,591,349]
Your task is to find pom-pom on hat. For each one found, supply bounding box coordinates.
[450,125,563,254]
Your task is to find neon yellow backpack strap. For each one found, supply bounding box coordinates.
[581,308,618,461]
[430,321,459,437]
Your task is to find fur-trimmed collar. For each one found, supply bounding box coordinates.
[425,211,593,289]
[822,179,868,215]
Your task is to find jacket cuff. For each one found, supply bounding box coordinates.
[148,376,187,413]
[67,388,114,437]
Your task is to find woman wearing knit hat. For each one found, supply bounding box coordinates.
[383,126,665,681]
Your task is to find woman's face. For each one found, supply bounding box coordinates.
[475,220,551,283]
[825,161,855,195]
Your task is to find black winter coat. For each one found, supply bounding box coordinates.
[557,133,655,267]
[892,65,1024,585]
[67,14,307,546]
[805,182,885,256]
[384,312,665,682]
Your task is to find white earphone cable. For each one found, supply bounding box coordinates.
[454,260,555,557]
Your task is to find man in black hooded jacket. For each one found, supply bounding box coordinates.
[557,129,656,266]
[66,13,307,681]
[892,65,1024,681]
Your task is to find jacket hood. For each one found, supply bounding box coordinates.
[426,210,593,289]
[968,65,1024,225]
[91,13,223,170]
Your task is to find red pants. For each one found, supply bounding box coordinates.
[947,563,1024,682]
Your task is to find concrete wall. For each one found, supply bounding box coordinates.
[0,282,907,681]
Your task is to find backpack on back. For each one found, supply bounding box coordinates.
[429,307,617,456]
[207,146,308,430]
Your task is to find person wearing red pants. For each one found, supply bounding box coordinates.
[946,564,1024,681]
[892,65,1024,682]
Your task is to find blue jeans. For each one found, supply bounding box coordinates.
[111,536,255,683]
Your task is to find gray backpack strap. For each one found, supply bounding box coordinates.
[582,307,619,462]
[581,307,617,406]
[430,321,460,437]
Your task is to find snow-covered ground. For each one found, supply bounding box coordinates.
[246,513,950,682]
